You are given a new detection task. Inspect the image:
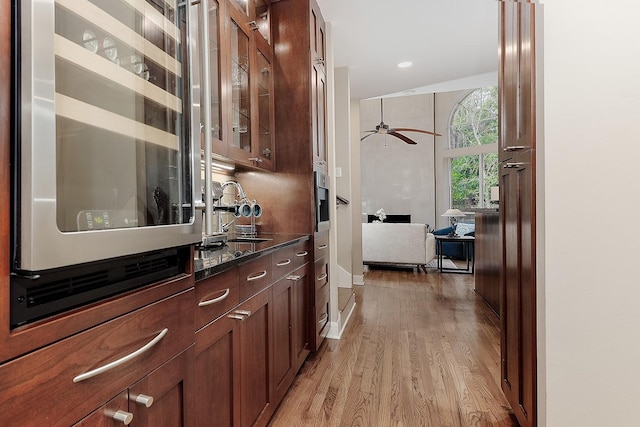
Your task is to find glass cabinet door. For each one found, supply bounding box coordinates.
[256,48,273,167]
[207,0,222,141]
[230,18,251,154]
[52,0,193,231]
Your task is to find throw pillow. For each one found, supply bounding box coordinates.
[455,222,475,236]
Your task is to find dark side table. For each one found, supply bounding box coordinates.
[434,235,475,274]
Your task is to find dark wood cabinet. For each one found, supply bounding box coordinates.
[272,263,310,403]
[474,211,501,316]
[310,0,328,172]
[0,290,193,425]
[311,230,330,350]
[498,1,538,426]
[129,347,196,426]
[193,241,308,426]
[195,310,241,427]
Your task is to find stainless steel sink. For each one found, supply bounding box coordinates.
[227,237,273,243]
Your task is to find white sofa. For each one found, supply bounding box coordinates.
[362,223,436,273]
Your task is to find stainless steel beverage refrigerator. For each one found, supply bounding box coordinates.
[10,0,202,327]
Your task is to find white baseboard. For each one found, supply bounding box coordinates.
[353,274,365,286]
[327,299,356,340]
[336,264,352,288]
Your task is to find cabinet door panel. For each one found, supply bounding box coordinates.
[74,392,129,427]
[500,153,536,427]
[292,264,310,369]
[130,346,195,427]
[195,314,241,427]
[272,276,294,403]
[238,288,272,427]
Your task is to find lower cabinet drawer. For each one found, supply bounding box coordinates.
[0,289,194,426]
[239,255,272,301]
[315,284,330,338]
[314,231,329,261]
[293,240,311,269]
[272,244,295,282]
[314,258,328,291]
[195,268,240,331]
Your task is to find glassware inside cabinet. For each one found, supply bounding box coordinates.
[52,0,193,232]
[230,19,251,152]
[207,0,222,140]
[256,50,271,161]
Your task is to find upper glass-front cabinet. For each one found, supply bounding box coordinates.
[207,0,222,141]
[230,17,251,154]
[256,47,274,168]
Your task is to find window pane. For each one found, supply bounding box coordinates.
[483,152,499,207]
[449,87,498,148]
[451,155,479,209]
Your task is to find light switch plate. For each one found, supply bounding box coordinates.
[335,167,342,177]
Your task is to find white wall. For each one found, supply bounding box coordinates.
[542,1,640,425]
[360,95,437,227]
[334,67,353,286]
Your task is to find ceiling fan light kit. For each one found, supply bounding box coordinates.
[361,98,441,145]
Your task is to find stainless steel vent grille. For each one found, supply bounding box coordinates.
[11,247,186,328]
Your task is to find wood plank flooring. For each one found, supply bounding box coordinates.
[268,268,518,427]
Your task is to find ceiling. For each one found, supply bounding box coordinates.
[315,0,499,100]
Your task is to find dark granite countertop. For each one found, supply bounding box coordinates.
[194,233,310,281]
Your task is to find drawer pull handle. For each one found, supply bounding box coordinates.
[317,244,328,250]
[287,275,301,281]
[72,328,168,383]
[318,313,328,324]
[276,259,292,267]
[246,270,267,281]
[198,288,230,307]
[235,309,252,317]
[317,273,328,281]
[503,162,526,169]
[111,410,134,425]
[296,251,308,257]
[228,314,245,321]
[503,145,527,152]
[132,394,154,408]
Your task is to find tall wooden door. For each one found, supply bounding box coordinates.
[498,1,539,426]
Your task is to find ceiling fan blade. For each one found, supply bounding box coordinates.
[360,133,377,141]
[388,131,417,145]
[391,127,442,137]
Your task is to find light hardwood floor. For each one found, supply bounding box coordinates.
[268,267,518,427]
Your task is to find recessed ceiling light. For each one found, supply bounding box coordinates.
[397,61,413,69]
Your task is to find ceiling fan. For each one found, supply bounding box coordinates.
[360,98,441,145]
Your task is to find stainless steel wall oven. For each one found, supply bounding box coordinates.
[10,0,201,327]
[314,171,330,232]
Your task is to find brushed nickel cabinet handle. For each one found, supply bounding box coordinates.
[503,145,527,152]
[132,394,154,408]
[317,244,328,250]
[246,270,267,281]
[110,410,133,425]
[296,251,308,257]
[276,259,292,267]
[228,314,245,321]
[198,288,230,307]
[72,328,168,383]
[317,273,328,281]
[235,309,252,317]
[318,313,328,324]
[503,162,526,168]
[287,275,301,281]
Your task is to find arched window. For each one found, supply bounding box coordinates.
[446,87,498,209]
